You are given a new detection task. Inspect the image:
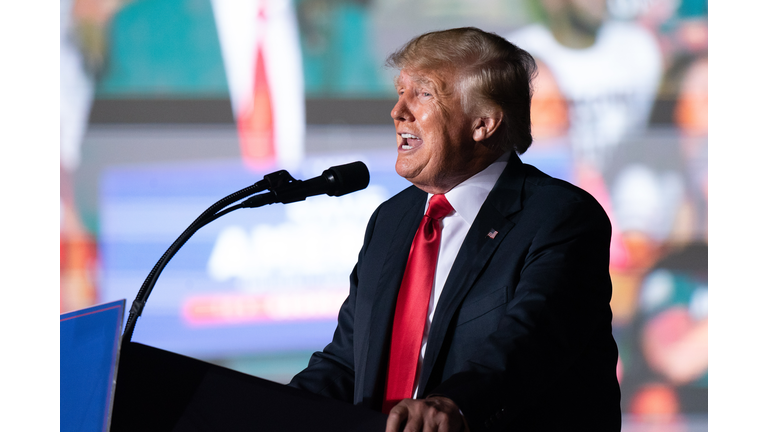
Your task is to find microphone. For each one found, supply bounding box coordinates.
[308,161,371,197]
[263,161,370,204]
[123,161,370,344]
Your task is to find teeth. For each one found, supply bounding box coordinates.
[402,144,413,150]
[400,133,419,139]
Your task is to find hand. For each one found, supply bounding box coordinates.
[385,396,469,432]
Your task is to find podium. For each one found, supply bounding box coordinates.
[99,162,382,430]
[111,342,388,431]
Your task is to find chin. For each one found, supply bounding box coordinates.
[394,159,415,179]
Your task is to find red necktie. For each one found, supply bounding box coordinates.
[383,194,454,413]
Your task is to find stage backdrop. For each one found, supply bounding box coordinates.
[61,0,708,423]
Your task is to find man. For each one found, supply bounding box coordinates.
[289,27,620,431]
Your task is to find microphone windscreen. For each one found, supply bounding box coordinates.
[325,162,370,196]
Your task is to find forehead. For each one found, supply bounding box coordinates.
[395,69,448,90]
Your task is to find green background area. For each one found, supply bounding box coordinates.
[96,0,391,98]
[96,0,229,97]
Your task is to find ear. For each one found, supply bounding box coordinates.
[472,110,503,143]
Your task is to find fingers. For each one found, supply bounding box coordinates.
[386,401,421,432]
[424,397,465,432]
[385,403,406,432]
[384,398,466,432]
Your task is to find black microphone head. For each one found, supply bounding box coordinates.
[324,161,370,197]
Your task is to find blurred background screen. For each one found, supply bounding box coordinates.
[60,0,707,428]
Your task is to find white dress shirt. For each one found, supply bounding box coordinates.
[412,152,510,397]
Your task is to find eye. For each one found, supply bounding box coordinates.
[421,91,432,97]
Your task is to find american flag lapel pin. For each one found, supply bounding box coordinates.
[487,229,498,239]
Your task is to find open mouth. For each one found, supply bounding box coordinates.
[399,133,422,150]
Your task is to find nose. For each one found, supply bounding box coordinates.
[391,97,413,122]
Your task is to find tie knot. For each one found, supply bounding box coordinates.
[426,194,454,220]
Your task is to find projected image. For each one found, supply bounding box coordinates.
[60,0,130,314]
[211,0,305,168]
[61,0,707,424]
[100,152,410,357]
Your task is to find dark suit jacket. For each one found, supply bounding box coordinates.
[289,154,621,431]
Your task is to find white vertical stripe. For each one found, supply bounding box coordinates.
[210,0,305,166]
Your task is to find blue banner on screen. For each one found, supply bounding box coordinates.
[60,299,125,432]
[98,152,410,358]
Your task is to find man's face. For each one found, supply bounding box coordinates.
[568,0,607,32]
[541,0,607,35]
[391,69,481,194]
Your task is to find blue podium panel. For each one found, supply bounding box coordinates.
[61,300,125,432]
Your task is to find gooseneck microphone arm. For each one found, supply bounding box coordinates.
[121,162,370,347]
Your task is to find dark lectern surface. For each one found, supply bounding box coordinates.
[111,342,387,432]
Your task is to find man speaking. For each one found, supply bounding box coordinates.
[289,27,620,431]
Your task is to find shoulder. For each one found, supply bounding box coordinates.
[385,184,425,204]
[519,164,610,224]
[505,23,552,50]
[601,20,658,45]
[505,23,560,60]
[600,21,661,62]
[358,185,425,244]
[373,184,425,217]
[521,164,593,202]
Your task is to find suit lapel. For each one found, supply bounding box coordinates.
[417,155,527,395]
[359,189,426,406]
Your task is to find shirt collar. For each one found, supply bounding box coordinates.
[427,151,510,225]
